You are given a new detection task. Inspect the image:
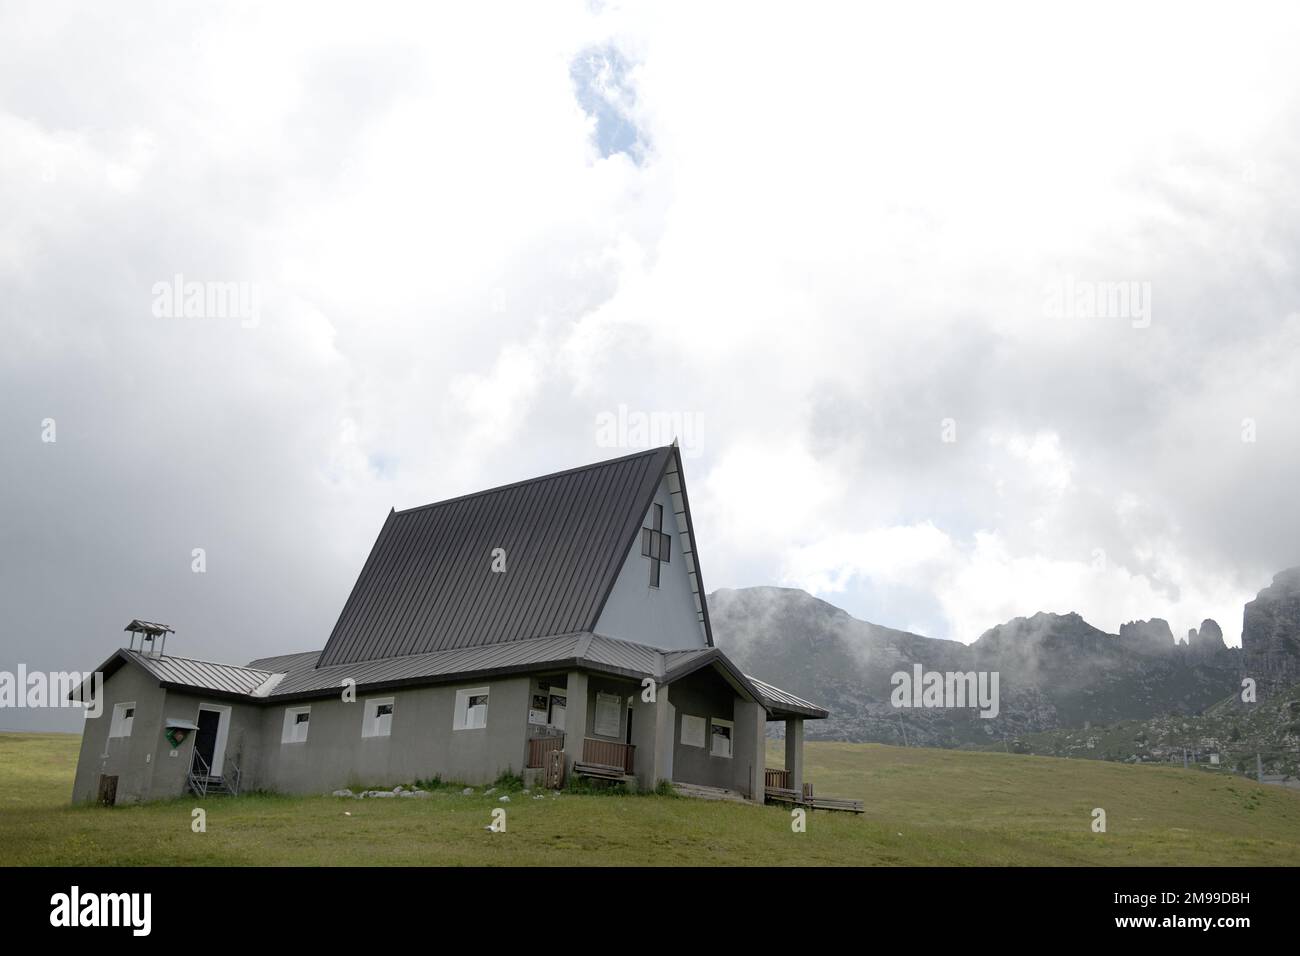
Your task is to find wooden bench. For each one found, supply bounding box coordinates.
[572,761,630,782]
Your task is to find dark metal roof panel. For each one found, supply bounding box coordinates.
[272,631,590,697]
[126,651,273,697]
[316,447,673,667]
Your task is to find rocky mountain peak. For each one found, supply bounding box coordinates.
[1188,618,1227,656]
[1243,566,1300,688]
[1119,618,1176,655]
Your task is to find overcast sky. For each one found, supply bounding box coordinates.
[4,2,1300,729]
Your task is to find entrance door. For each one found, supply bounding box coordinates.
[193,710,221,776]
[97,774,118,806]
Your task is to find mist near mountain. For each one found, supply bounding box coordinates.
[708,574,1287,747]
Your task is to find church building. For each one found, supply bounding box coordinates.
[71,444,826,805]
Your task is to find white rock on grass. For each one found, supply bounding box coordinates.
[498,795,510,802]
[332,789,354,798]
[461,787,474,795]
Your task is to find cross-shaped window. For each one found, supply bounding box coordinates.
[640,503,672,587]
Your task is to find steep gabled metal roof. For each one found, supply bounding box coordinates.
[316,446,675,668]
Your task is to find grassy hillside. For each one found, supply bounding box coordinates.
[997,684,1300,780]
[2,732,1299,865]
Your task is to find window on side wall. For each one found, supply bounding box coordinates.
[363,697,395,738]
[710,718,734,758]
[454,687,489,730]
[282,706,311,744]
[109,702,136,738]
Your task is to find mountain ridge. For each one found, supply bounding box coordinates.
[708,571,1300,748]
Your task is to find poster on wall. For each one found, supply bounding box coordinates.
[594,692,622,737]
[680,714,706,748]
[528,693,549,725]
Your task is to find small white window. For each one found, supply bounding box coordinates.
[109,702,136,738]
[593,692,622,738]
[282,706,311,744]
[680,714,706,748]
[710,718,734,758]
[363,697,395,738]
[454,687,489,730]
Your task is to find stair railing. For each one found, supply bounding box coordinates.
[188,750,211,798]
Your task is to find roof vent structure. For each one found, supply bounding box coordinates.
[125,619,174,657]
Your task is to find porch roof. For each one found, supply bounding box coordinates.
[744,674,829,719]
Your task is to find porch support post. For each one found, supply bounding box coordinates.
[654,684,674,786]
[734,700,768,804]
[631,682,672,792]
[562,671,589,778]
[785,717,804,795]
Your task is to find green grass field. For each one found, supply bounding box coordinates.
[3,731,1299,865]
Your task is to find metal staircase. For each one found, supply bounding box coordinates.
[187,751,242,797]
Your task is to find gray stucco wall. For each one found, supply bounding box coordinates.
[152,692,264,797]
[667,667,738,790]
[256,676,531,795]
[72,660,768,803]
[594,482,708,650]
[72,667,269,804]
[71,664,166,805]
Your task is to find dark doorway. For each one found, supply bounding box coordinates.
[626,706,634,745]
[193,710,220,775]
[97,774,117,806]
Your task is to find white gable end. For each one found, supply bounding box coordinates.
[594,477,709,650]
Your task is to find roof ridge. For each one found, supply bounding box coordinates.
[247,649,322,664]
[393,446,671,518]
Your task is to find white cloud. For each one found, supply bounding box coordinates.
[2,0,1296,692]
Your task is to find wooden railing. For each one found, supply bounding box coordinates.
[765,767,790,789]
[527,735,565,769]
[582,737,635,774]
